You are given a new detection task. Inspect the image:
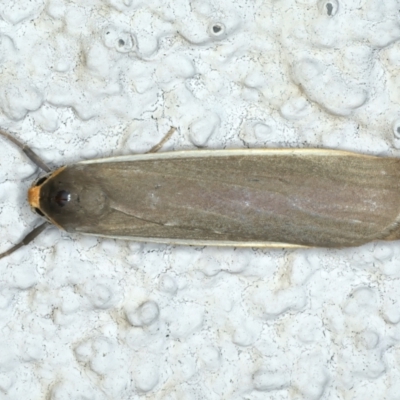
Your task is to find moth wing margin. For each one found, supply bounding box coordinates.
[77,148,378,165]
[79,232,310,248]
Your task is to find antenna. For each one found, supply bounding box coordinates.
[0,130,51,172]
[0,222,49,259]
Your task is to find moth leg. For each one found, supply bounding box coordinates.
[146,127,177,154]
[0,130,51,172]
[0,222,49,260]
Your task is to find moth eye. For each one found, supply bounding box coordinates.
[55,190,71,207]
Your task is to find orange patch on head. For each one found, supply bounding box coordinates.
[28,186,41,209]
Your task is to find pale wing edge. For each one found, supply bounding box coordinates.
[79,232,309,248]
[78,148,377,165]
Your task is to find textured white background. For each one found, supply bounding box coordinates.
[1,0,400,399]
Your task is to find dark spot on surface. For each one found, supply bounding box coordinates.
[392,120,400,138]
[55,190,71,207]
[326,3,333,15]
[210,22,226,37]
[118,39,125,46]
[213,25,222,33]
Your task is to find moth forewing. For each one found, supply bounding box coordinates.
[37,149,400,248]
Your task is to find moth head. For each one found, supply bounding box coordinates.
[28,167,69,228]
[28,165,110,232]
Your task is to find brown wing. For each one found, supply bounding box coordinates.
[38,151,400,248]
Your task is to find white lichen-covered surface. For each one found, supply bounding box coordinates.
[1,0,400,398]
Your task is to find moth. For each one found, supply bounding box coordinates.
[1,127,400,259]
